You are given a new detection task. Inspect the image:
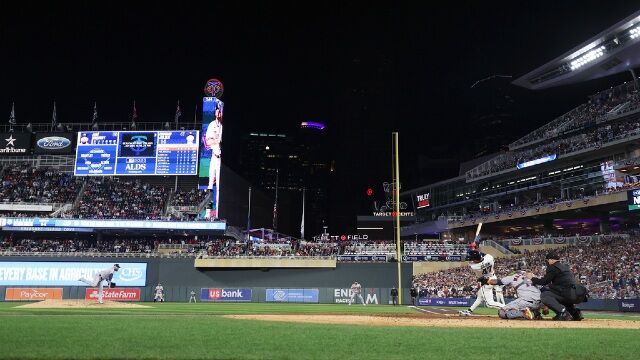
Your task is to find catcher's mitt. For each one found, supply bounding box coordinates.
[541,305,549,315]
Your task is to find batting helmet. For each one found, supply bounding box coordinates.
[467,250,482,262]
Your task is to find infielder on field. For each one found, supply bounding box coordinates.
[78,264,120,304]
[481,262,540,320]
[459,247,505,316]
[348,281,366,306]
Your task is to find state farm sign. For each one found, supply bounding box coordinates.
[85,288,141,301]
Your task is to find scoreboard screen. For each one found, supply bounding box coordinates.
[74,131,199,176]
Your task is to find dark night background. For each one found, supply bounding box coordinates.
[1,1,639,235]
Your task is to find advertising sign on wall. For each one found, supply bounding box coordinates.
[200,288,252,302]
[333,288,379,304]
[418,297,472,307]
[0,262,147,286]
[34,133,74,154]
[619,299,640,312]
[5,288,63,301]
[0,133,31,156]
[85,288,141,301]
[265,289,319,303]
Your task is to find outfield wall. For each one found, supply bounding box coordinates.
[0,256,413,303]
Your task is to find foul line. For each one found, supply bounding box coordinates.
[408,305,451,317]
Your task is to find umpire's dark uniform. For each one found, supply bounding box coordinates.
[530,251,585,320]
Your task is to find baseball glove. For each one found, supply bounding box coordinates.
[478,277,488,285]
[541,305,549,315]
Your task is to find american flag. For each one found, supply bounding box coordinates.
[175,101,182,125]
[132,100,138,121]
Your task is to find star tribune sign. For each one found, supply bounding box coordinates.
[0,134,28,154]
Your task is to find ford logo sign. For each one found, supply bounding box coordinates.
[37,136,71,150]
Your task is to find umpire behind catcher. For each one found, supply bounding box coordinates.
[526,251,588,321]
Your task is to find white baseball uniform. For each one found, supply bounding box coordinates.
[206,119,222,190]
[154,285,164,302]
[78,265,117,304]
[348,282,366,306]
[468,254,505,310]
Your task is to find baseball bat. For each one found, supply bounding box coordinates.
[474,222,483,241]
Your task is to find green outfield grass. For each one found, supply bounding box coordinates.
[0,302,638,360]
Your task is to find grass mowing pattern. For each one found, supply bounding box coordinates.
[0,303,638,360]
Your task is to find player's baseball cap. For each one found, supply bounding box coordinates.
[114,264,121,269]
[545,252,560,260]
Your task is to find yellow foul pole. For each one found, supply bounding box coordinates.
[392,132,402,304]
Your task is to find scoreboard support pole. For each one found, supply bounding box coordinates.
[392,132,402,304]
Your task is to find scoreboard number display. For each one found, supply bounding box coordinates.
[74,131,199,176]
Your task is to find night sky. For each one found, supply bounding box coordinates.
[2,2,639,233]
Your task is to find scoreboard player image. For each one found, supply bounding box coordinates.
[199,96,224,218]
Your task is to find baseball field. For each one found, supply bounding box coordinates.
[0,301,638,360]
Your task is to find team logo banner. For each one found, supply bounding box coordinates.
[265,289,319,303]
[34,133,74,154]
[5,288,63,301]
[0,133,31,156]
[85,288,141,301]
[200,288,251,302]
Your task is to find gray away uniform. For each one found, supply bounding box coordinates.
[498,271,541,319]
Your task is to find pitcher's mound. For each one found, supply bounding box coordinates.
[17,300,150,309]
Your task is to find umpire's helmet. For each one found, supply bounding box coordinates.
[467,250,482,262]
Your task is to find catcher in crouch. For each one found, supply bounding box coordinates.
[480,262,541,320]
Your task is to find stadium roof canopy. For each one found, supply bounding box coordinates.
[513,10,640,90]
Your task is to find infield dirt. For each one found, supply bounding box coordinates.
[17,299,150,309]
[226,313,640,329]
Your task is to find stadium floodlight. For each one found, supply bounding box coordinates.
[630,25,640,39]
[570,46,606,70]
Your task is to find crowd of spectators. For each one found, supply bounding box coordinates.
[468,84,640,179]
[511,82,639,148]
[74,178,168,220]
[170,189,208,207]
[0,237,158,253]
[412,235,639,300]
[0,165,82,204]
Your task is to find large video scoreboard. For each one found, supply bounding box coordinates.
[74,131,199,176]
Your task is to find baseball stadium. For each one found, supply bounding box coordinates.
[3,9,640,360]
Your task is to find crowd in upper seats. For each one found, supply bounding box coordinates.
[451,183,634,224]
[170,189,208,207]
[0,165,82,203]
[74,178,167,220]
[511,82,639,147]
[467,84,640,180]
[412,235,640,299]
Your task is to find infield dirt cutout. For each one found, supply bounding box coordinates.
[225,313,640,329]
[17,299,150,309]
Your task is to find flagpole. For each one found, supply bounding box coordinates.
[301,187,305,240]
[193,104,198,129]
[273,169,279,231]
[247,186,252,240]
[392,132,402,305]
